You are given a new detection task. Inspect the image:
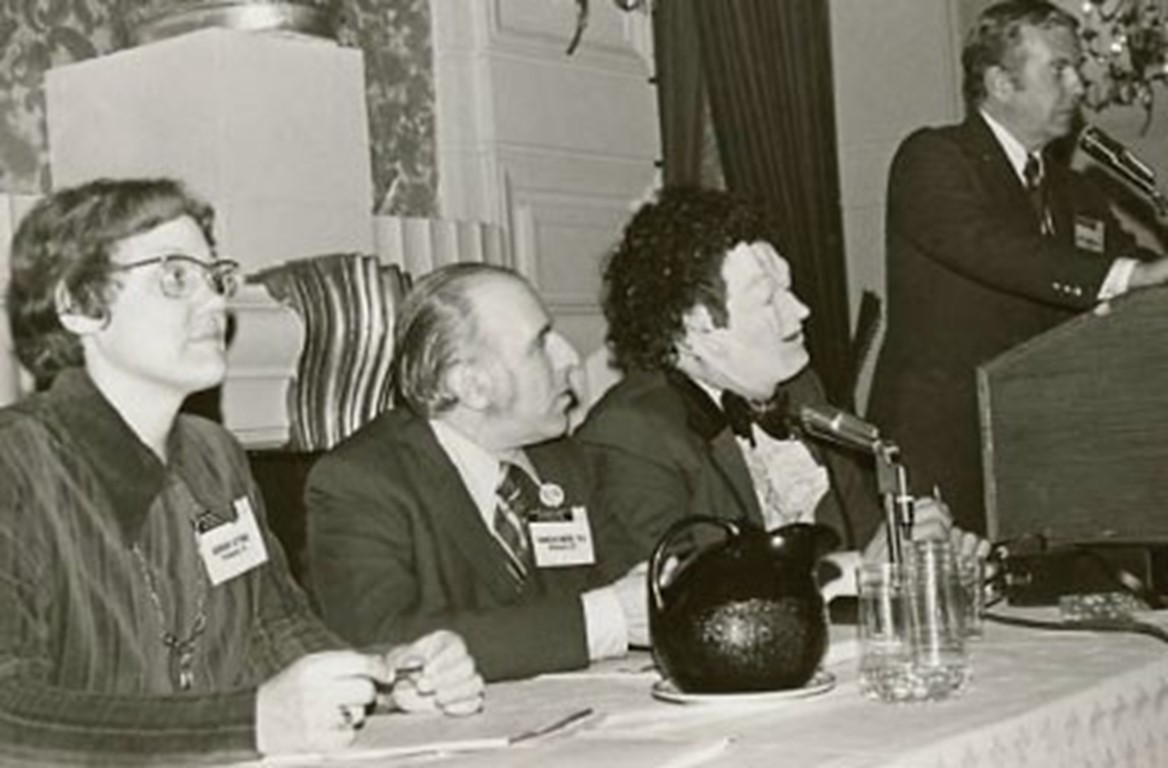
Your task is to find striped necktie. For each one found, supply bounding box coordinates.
[494,462,537,583]
[1024,153,1054,236]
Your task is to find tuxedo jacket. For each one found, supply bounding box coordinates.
[305,407,640,682]
[575,367,883,558]
[867,113,1155,532]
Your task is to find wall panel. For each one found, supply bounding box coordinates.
[431,0,658,358]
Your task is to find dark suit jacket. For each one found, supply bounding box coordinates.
[867,113,1155,532]
[575,368,883,559]
[305,407,640,682]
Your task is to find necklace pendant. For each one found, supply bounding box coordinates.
[169,644,196,691]
[133,542,208,694]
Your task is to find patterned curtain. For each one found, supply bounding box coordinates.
[692,0,853,405]
[0,4,117,193]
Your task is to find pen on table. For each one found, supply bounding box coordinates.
[510,706,595,744]
[392,662,425,684]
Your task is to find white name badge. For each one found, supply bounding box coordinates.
[196,496,270,586]
[1074,215,1105,253]
[530,506,596,568]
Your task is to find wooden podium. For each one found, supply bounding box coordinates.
[978,286,1168,544]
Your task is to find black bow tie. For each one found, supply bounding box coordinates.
[720,389,793,445]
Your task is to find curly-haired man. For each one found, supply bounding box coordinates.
[577,187,983,568]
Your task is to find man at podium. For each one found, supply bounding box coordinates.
[868,0,1168,533]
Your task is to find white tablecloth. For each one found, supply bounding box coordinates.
[275,608,1168,768]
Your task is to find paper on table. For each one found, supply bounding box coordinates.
[442,734,733,768]
[256,703,597,766]
[259,734,506,766]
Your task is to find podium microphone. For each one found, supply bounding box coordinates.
[1079,125,1167,213]
[797,404,883,454]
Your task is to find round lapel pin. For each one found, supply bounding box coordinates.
[539,482,565,508]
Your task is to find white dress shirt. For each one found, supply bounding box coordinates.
[429,419,628,660]
[689,380,829,529]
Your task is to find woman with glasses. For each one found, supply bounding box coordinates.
[0,178,483,763]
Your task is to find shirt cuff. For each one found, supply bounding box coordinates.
[581,586,628,661]
[820,548,862,602]
[1098,257,1138,301]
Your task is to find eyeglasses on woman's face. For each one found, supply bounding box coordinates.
[108,254,242,299]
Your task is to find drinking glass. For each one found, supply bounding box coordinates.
[857,542,970,703]
[957,555,985,639]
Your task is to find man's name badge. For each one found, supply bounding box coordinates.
[1074,216,1105,253]
[530,506,596,568]
[196,496,270,586]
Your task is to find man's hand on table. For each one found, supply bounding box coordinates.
[862,495,991,564]
[910,496,991,561]
[255,649,384,755]
[255,631,483,756]
[382,629,484,717]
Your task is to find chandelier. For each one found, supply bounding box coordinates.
[1079,0,1168,132]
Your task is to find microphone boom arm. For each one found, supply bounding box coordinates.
[874,440,913,565]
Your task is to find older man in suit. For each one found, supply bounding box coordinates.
[306,263,646,682]
[868,0,1168,533]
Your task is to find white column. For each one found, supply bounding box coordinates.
[43,28,377,444]
[45,27,374,270]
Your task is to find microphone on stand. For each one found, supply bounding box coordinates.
[797,404,883,455]
[796,403,915,563]
[1078,125,1168,214]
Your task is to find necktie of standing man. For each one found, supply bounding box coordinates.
[494,462,539,584]
[1024,153,1054,236]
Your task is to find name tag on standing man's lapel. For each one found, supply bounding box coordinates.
[196,496,270,585]
[1074,215,1106,253]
